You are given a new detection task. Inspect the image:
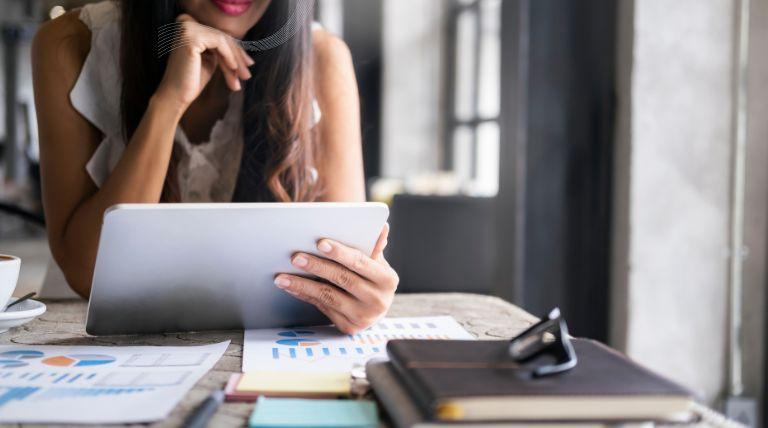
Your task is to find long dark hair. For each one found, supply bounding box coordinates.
[120,0,320,202]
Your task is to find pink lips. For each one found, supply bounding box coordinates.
[210,0,253,16]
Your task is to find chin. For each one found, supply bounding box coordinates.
[181,0,271,39]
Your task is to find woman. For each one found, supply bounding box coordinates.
[31,0,398,333]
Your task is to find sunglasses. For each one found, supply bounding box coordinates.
[508,307,578,377]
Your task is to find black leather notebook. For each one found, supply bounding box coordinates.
[386,338,694,422]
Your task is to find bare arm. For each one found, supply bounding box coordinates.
[312,30,366,202]
[33,13,251,297]
[275,32,399,334]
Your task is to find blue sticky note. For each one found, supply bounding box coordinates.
[249,397,378,428]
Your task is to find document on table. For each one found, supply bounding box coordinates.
[242,316,473,373]
[0,341,229,424]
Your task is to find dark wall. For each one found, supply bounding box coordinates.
[342,0,382,181]
[387,195,497,295]
[497,0,617,341]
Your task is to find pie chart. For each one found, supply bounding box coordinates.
[42,354,116,367]
[276,330,321,347]
[0,350,44,359]
[0,350,45,368]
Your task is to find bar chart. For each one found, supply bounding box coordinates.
[0,371,99,385]
[243,316,475,372]
[268,318,461,361]
[0,387,39,408]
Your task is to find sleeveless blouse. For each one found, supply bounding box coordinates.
[71,1,321,202]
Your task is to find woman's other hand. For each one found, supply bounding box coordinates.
[156,14,254,109]
[275,224,399,334]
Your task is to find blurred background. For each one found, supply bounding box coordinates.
[0,0,766,425]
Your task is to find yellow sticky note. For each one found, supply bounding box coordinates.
[238,371,351,397]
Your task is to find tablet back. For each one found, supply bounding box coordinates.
[86,203,389,335]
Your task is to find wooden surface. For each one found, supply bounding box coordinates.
[0,293,538,427]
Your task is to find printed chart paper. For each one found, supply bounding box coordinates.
[0,341,229,424]
[243,316,473,373]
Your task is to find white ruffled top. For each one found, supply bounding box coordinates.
[71,1,320,202]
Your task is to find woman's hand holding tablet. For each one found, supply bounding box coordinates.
[85,203,389,335]
[275,223,398,334]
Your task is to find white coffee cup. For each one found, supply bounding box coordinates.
[0,255,21,309]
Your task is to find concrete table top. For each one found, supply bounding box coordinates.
[0,293,535,427]
[0,293,735,427]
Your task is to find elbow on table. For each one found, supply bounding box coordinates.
[48,240,93,300]
[64,272,92,300]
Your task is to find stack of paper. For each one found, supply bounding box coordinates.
[225,371,350,401]
[227,316,473,404]
[234,317,473,426]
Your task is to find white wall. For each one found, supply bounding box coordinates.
[317,0,344,37]
[381,0,445,178]
[612,0,736,403]
[742,0,768,410]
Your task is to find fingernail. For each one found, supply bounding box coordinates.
[317,240,332,253]
[274,276,291,288]
[245,55,255,66]
[292,255,308,268]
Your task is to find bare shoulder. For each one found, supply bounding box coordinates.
[32,10,90,82]
[311,28,354,76]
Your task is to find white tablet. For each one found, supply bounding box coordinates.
[85,202,389,335]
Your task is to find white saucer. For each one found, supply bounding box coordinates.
[0,298,47,333]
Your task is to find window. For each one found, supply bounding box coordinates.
[443,0,501,196]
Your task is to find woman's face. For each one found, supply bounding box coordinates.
[180,0,272,39]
